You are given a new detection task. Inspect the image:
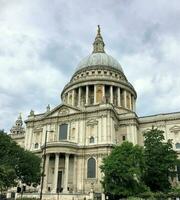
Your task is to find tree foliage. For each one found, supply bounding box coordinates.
[101,127,179,198]
[0,130,41,191]
[100,142,147,199]
[143,127,178,192]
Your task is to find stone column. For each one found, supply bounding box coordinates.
[73,155,77,192]
[123,90,127,108]
[43,154,50,193]
[131,95,133,111]
[133,96,136,112]
[102,193,105,200]
[117,87,121,107]
[67,92,70,105]
[85,85,89,105]
[129,93,132,110]
[102,85,105,103]
[94,85,97,104]
[78,87,81,107]
[52,153,59,193]
[110,86,113,104]
[72,90,75,106]
[63,154,70,193]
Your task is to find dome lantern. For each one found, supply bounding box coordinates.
[92,25,105,53]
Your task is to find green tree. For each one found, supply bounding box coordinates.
[0,130,41,191]
[100,142,147,199]
[143,127,178,192]
[0,165,16,192]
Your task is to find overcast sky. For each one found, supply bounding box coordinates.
[0,0,180,131]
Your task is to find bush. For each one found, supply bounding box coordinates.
[136,190,180,199]
[153,192,168,199]
[138,191,154,199]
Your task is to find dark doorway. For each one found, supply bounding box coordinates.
[57,171,62,193]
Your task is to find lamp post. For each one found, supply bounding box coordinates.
[40,130,54,200]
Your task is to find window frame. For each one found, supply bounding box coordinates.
[59,123,68,141]
[175,143,180,149]
[89,136,95,144]
[87,157,96,179]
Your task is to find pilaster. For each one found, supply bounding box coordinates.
[123,90,127,108]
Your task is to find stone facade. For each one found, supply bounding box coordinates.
[10,26,180,199]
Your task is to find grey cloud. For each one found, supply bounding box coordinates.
[0,0,180,131]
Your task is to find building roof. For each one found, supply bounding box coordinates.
[76,52,123,72]
[75,25,123,73]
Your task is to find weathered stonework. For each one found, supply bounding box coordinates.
[10,26,180,200]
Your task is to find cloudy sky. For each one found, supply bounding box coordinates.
[0,0,180,131]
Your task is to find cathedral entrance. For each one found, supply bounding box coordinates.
[57,171,62,193]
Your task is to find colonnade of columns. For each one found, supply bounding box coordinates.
[43,153,77,194]
[66,85,135,111]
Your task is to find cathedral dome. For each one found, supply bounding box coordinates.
[61,26,137,111]
[76,52,123,72]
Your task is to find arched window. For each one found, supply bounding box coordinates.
[35,143,39,149]
[90,136,95,143]
[59,124,68,140]
[175,143,180,149]
[87,157,96,178]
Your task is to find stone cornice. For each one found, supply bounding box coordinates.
[25,103,139,128]
[25,104,114,124]
[139,111,180,124]
[71,65,126,80]
[41,142,114,155]
[10,134,25,139]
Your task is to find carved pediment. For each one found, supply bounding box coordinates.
[45,104,81,118]
[169,125,180,132]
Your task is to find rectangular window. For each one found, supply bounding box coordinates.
[59,124,68,140]
[122,135,126,141]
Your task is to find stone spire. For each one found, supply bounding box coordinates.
[10,113,25,135]
[16,113,23,127]
[92,25,105,53]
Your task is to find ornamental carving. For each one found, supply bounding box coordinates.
[114,124,119,131]
[58,108,69,115]
[169,125,180,133]
[86,119,98,126]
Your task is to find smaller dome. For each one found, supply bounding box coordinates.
[76,53,123,72]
